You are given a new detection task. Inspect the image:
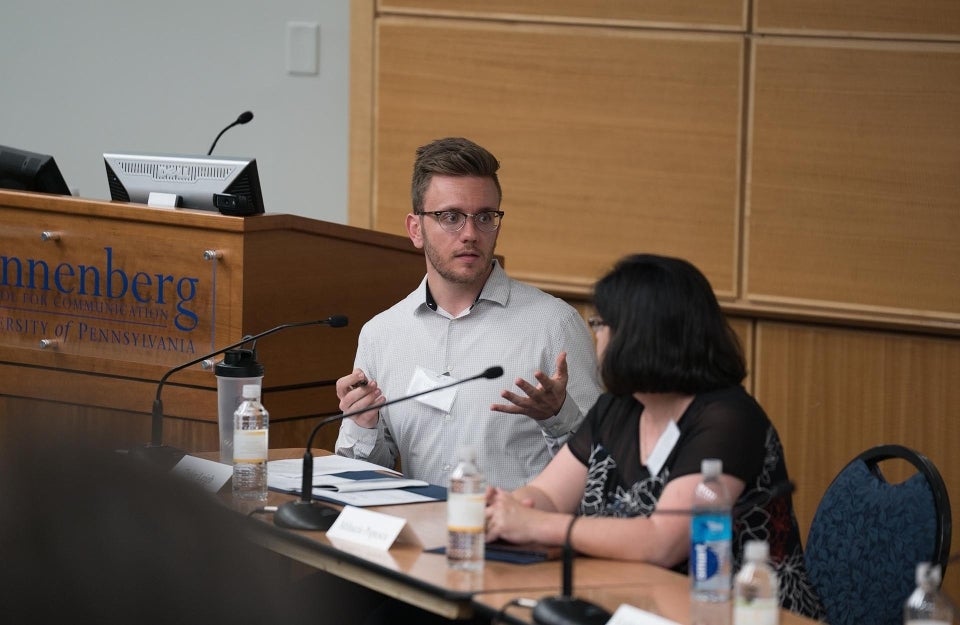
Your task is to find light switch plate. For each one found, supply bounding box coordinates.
[286,21,319,75]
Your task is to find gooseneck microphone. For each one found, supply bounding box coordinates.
[531,481,798,625]
[207,110,254,155]
[134,315,348,466]
[273,365,504,531]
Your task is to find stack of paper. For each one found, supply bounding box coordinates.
[267,456,445,507]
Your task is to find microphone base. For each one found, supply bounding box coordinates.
[274,500,340,531]
[126,444,186,470]
[533,596,612,625]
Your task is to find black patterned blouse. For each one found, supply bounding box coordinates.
[567,387,825,620]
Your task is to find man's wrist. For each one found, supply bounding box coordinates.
[352,412,379,429]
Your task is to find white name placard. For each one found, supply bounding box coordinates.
[607,604,680,625]
[326,505,408,550]
[169,455,233,493]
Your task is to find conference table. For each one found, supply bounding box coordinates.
[225,449,820,624]
[473,584,820,625]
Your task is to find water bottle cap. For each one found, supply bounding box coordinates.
[701,458,722,477]
[458,444,478,462]
[241,384,261,399]
[916,562,941,586]
[744,540,769,562]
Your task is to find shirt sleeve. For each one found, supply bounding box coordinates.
[334,416,398,470]
[566,393,616,465]
[333,325,400,470]
[537,393,580,454]
[536,304,603,448]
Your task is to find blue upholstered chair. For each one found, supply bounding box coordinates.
[805,444,952,625]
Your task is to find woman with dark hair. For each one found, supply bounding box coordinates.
[484,254,823,618]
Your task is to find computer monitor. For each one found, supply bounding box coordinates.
[103,152,265,216]
[0,144,71,196]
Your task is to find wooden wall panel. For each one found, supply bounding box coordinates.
[728,317,754,394]
[754,321,960,597]
[747,39,960,324]
[755,0,960,39]
[374,18,744,298]
[349,0,376,229]
[379,0,747,30]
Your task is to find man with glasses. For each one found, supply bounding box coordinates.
[334,137,602,489]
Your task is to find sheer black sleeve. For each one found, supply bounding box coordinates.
[668,387,769,484]
[567,393,621,466]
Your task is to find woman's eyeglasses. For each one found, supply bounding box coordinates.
[587,316,607,332]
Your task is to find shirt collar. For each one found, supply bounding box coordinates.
[421,258,509,314]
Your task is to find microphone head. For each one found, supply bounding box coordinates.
[237,111,254,124]
[482,366,504,380]
[325,315,348,328]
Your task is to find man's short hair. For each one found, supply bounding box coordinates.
[411,137,501,213]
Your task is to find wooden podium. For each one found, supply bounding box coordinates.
[0,190,425,454]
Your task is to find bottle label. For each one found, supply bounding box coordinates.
[734,600,779,625]
[447,492,484,531]
[691,511,731,585]
[233,429,267,463]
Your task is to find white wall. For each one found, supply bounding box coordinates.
[0,0,350,223]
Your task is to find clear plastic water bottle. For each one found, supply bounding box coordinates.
[904,562,954,625]
[447,445,485,571]
[232,384,269,501]
[690,458,733,624]
[734,540,779,625]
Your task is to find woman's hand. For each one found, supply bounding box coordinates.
[484,488,540,543]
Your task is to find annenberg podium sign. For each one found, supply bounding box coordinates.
[0,198,223,371]
[0,245,204,358]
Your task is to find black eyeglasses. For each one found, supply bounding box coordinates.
[587,316,607,332]
[417,210,504,233]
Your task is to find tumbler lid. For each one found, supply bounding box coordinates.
[214,348,264,378]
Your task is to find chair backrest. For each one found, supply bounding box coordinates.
[805,444,952,625]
